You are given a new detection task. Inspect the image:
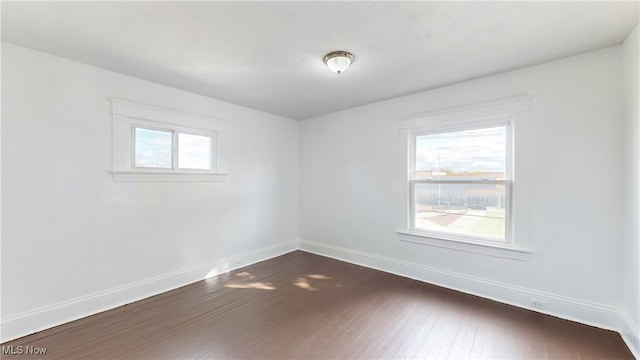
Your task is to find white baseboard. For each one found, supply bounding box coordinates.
[1,240,297,343]
[299,239,622,333]
[620,311,640,359]
[4,237,636,357]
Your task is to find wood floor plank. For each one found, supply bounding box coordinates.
[1,251,634,359]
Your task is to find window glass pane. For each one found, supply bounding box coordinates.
[415,126,506,180]
[134,127,173,168]
[414,183,506,240]
[178,133,211,170]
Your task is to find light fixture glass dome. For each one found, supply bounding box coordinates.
[324,51,354,74]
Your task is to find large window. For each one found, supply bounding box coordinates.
[397,96,532,259]
[411,120,511,243]
[110,98,227,182]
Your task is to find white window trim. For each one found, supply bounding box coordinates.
[397,231,530,261]
[110,98,228,182]
[397,95,533,260]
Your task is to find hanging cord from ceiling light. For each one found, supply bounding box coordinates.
[323,51,354,163]
[343,71,348,163]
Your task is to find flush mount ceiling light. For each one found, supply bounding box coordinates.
[323,51,354,74]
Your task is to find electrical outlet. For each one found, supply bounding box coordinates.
[531,299,547,309]
[232,260,242,268]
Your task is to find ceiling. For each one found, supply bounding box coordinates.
[2,1,638,120]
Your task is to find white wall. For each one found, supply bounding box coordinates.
[300,46,626,331]
[622,24,640,357]
[1,42,298,341]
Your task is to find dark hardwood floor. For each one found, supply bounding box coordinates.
[2,251,633,359]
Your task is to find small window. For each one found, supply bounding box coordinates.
[411,122,511,243]
[110,98,228,182]
[132,127,213,171]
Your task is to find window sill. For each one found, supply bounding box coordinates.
[397,231,530,261]
[111,170,228,182]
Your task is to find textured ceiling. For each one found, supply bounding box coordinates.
[2,1,638,120]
